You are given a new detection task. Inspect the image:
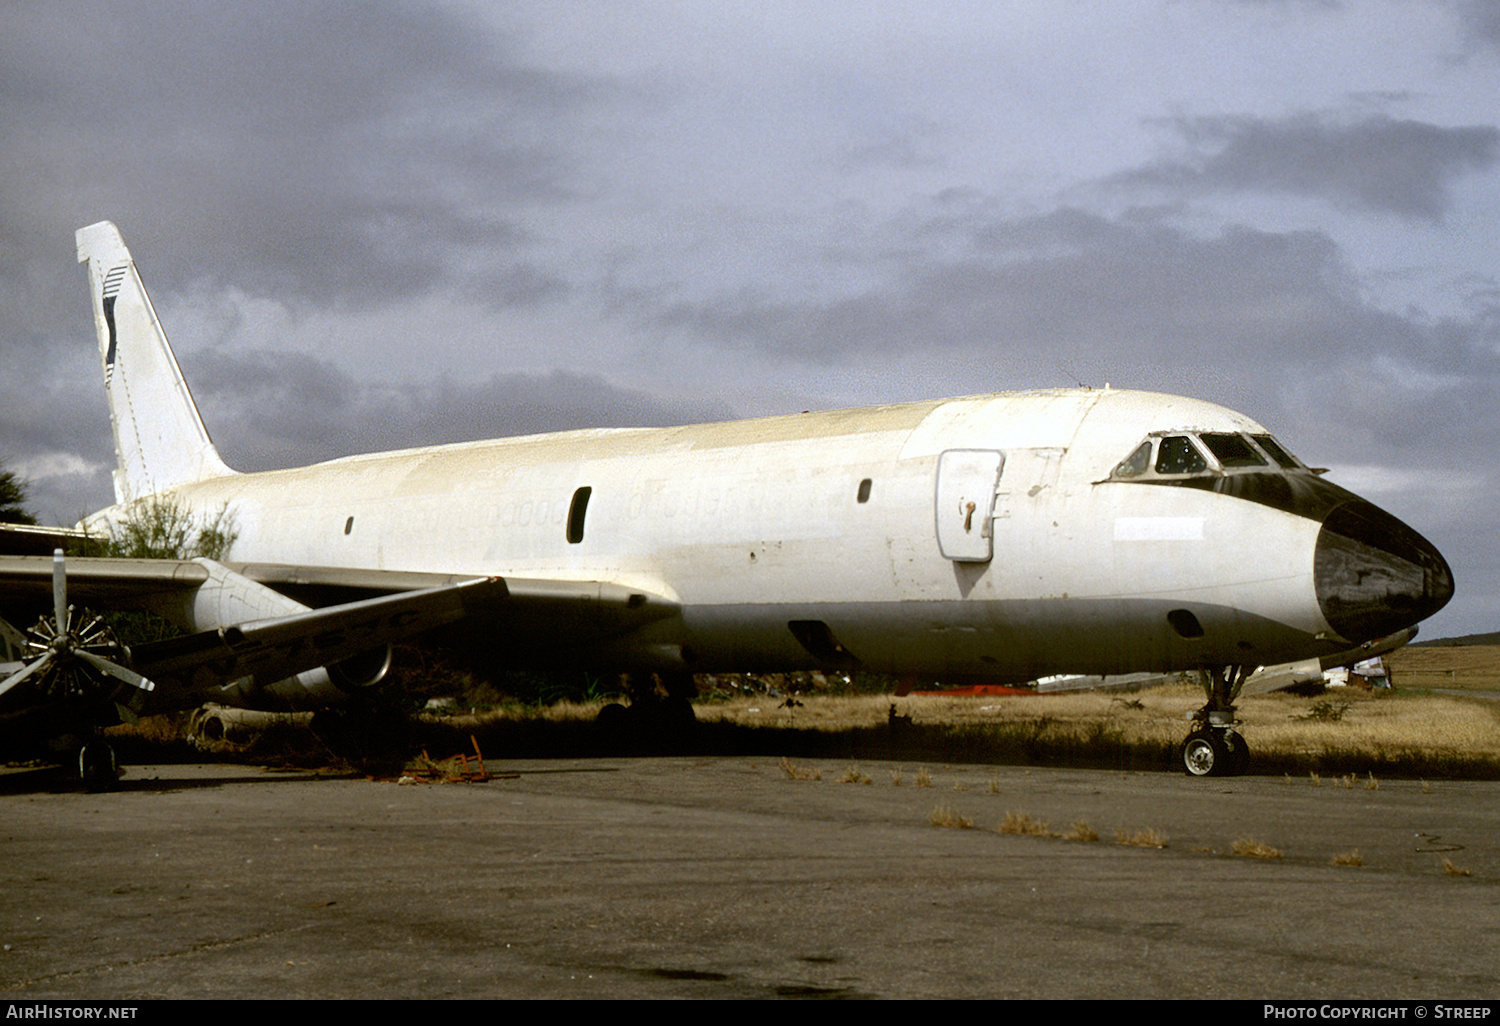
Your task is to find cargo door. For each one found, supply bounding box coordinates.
[935,449,1005,562]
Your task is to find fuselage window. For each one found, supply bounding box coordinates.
[567,486,592,544]
[857,478,872,503]
[1155,436,1207,475]
[1200,433,1267,468]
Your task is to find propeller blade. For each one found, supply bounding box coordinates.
[75,649,156,693]
[52,548,67,636]
[0,653,55,699]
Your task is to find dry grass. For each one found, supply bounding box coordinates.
[1116,827,1169,848]
[914,767,932,788]
[837,764,872,785]
[779,757,821,781]
[1331,850,1365,867]
[930,805,973,829]
[1231,838,1284,859]
[1386,644,1500,691]
[1063,820,1100,842]
[997,810,1053,836]
[690,682,1500,777]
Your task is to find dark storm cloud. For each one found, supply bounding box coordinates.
[181,349,735,473]
[647,198,1500,474]
[0,353,114,522]
[655,205,1395,365]
[0,0,606,311]
[1111,114,1499,220]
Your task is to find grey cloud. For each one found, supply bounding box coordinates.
[0,353,114,523]
[1456,0,1500,48]
[183,349,735,473]
[0,1,608,313]
[646,200,1500,465]
[655,207,1385,363]
[1112,114,1499,220]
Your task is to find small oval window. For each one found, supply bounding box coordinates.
[567,487,592,544]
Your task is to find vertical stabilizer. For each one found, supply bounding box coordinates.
[76,221,233,503]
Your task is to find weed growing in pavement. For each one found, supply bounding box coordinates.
[930,806,973,829]
[779,757,820,781]
[1116,827,1169,848]
[1231,838,1284,859]
[1063,821,1099,842]
[998,811,1053,837]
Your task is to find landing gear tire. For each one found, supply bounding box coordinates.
[594,692,698,752]
[1181,727,1251,777]
[1181,730,1224,777]
[79,742,118,792]
[1222,728,1251,777]
[1183,665,1253,778]
[596,702,630,729]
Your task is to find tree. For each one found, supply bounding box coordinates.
[96,496,236,559]
[0,468,37,525]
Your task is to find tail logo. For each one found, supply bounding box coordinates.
[101,264,127,384]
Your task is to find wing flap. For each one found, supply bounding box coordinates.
[132,577,506,692]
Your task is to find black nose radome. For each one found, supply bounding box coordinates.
[1314,500,1454,643]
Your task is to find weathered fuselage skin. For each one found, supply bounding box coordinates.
[88,387,1452,683]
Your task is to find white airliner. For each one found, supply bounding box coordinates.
[0,222,1455,783]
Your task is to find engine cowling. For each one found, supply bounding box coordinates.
[326,645,393,692]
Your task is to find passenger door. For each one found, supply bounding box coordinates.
[935,449,1005,562]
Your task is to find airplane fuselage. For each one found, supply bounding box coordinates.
[90,386,1450,684]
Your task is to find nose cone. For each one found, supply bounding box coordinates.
[1315,500,1454,643]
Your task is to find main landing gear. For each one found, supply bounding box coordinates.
[595,672,698,749]
[78,740,119,792]
[1181,666,1251,777]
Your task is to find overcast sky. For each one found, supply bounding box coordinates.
[1,1,1496,638]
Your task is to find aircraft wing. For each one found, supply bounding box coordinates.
[0,523,92,557]
[0,554,681,698]
[0,555,213,622]
[0,556,677,625]
[126,577,507,696]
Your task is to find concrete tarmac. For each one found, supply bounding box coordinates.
[1,758,1497,1000]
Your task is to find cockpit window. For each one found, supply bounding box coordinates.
[1251,434,1300,470]
[1108,430,1312,484]
[1113,441,1153,479]
[1154,436,1207,475]
[1200,433,1266,468]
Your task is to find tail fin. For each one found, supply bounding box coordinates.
[76,221,233,504]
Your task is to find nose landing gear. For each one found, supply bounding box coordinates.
[1181,666,1252,777]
